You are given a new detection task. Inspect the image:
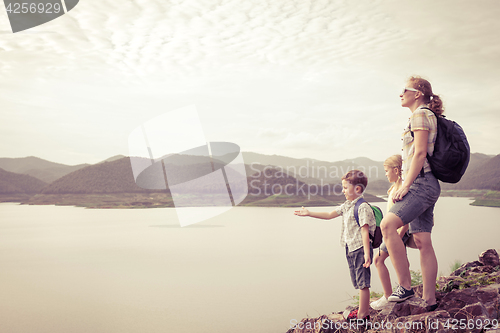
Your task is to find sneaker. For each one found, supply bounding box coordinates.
[370,296,389,310]
[344,309,370,323]
[346,309,358,321]
[388,285,414,302]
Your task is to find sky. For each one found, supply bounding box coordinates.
[1,0,499,166]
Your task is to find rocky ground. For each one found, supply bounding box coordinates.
[286,249,500,333]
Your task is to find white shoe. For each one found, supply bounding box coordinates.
[370,296,389,310]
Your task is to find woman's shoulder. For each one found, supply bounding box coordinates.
[413,105,435,117]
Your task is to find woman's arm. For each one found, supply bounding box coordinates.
[294,206,340,220]
[393,129,428,202]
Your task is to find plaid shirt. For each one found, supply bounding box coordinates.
[402,105,437,180]
[335,196,376,253]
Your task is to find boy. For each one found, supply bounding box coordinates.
[294,170,376,323]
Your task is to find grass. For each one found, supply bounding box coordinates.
[410,270,423,286]
[450,260,462,274]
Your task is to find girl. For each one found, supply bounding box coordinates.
[380,76,442,312]
[370,154,415,310]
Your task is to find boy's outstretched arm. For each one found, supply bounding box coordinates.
[361,224,371,268]
[294,207,340,220]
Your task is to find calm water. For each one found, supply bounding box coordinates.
[0,198,499,333]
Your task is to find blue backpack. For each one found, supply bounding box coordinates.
[354,198,383,248]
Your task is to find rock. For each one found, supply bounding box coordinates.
[437,284,499,310]
[436,276,463,292]
[392,297,429,317]
[469,265,495,274]
[451,260,483,276]
[453,302,489,320]
[284,250,500,333]
[392,310,450,333]
[288,314,345,333]
[479,249,500,267]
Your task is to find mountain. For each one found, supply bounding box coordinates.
[442,154,500,190]
[242,152,386,183]
[0,168,48,194]
[41,157,151,194]
[440,153,500,190]
[98,155,127,163]
[0,156,88,183]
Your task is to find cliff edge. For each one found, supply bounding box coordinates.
[287,249,500,333]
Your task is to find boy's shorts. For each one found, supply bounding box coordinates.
[379,232,411,254]
[389,172,440,234]
[346,246,372,290]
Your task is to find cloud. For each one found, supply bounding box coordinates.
[1,0,499,164]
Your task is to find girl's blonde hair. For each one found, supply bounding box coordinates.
[384,154,402,194]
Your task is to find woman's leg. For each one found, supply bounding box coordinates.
[412,232,437,305]
[381,213,411,290]
[374,250,392,298]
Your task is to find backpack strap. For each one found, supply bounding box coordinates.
[409,108,430,178]
[353,197,366,227]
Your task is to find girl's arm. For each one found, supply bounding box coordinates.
[361,224,371,267]
[393,129,428,202]
[294,206,340,220]
[397,224,409,238]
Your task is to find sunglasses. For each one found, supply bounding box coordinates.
[401,87,420,95]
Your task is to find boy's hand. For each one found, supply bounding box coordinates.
[294,206,310,216]
[363,253,371,268]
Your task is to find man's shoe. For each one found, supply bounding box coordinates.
[370,296,389,310]
[388,285,414,302]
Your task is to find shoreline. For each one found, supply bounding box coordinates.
[1,190,499,209]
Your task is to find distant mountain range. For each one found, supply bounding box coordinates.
[0,168,47,194]
[0,152,498,199]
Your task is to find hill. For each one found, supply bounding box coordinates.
[41,157,152,194]
[242,152,386,183]
[0,168,48,194]
[442,153,500,190]
[0,156,88,183]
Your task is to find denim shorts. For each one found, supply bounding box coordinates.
[379,231,411,254]
[346,246,372,290]
[389,172,440,234]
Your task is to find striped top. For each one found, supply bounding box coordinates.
[401,105,437,180]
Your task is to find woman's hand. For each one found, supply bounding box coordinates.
[393,185,410,202]
[294,206,310,216]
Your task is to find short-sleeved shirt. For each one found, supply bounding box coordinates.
[335,196,376,253]
[401,105,437,180]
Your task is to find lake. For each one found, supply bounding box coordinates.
[0,197,499,333]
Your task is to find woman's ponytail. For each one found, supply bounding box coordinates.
[428,93,444,116]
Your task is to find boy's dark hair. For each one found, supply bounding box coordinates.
[342,170,368,193]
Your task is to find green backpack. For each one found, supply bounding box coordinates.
[354,198,383,248]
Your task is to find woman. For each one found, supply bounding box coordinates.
[380,76,442,311]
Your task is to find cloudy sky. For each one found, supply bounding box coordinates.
[1,0,499,165]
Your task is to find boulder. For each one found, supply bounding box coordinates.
[479,249,500,267]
